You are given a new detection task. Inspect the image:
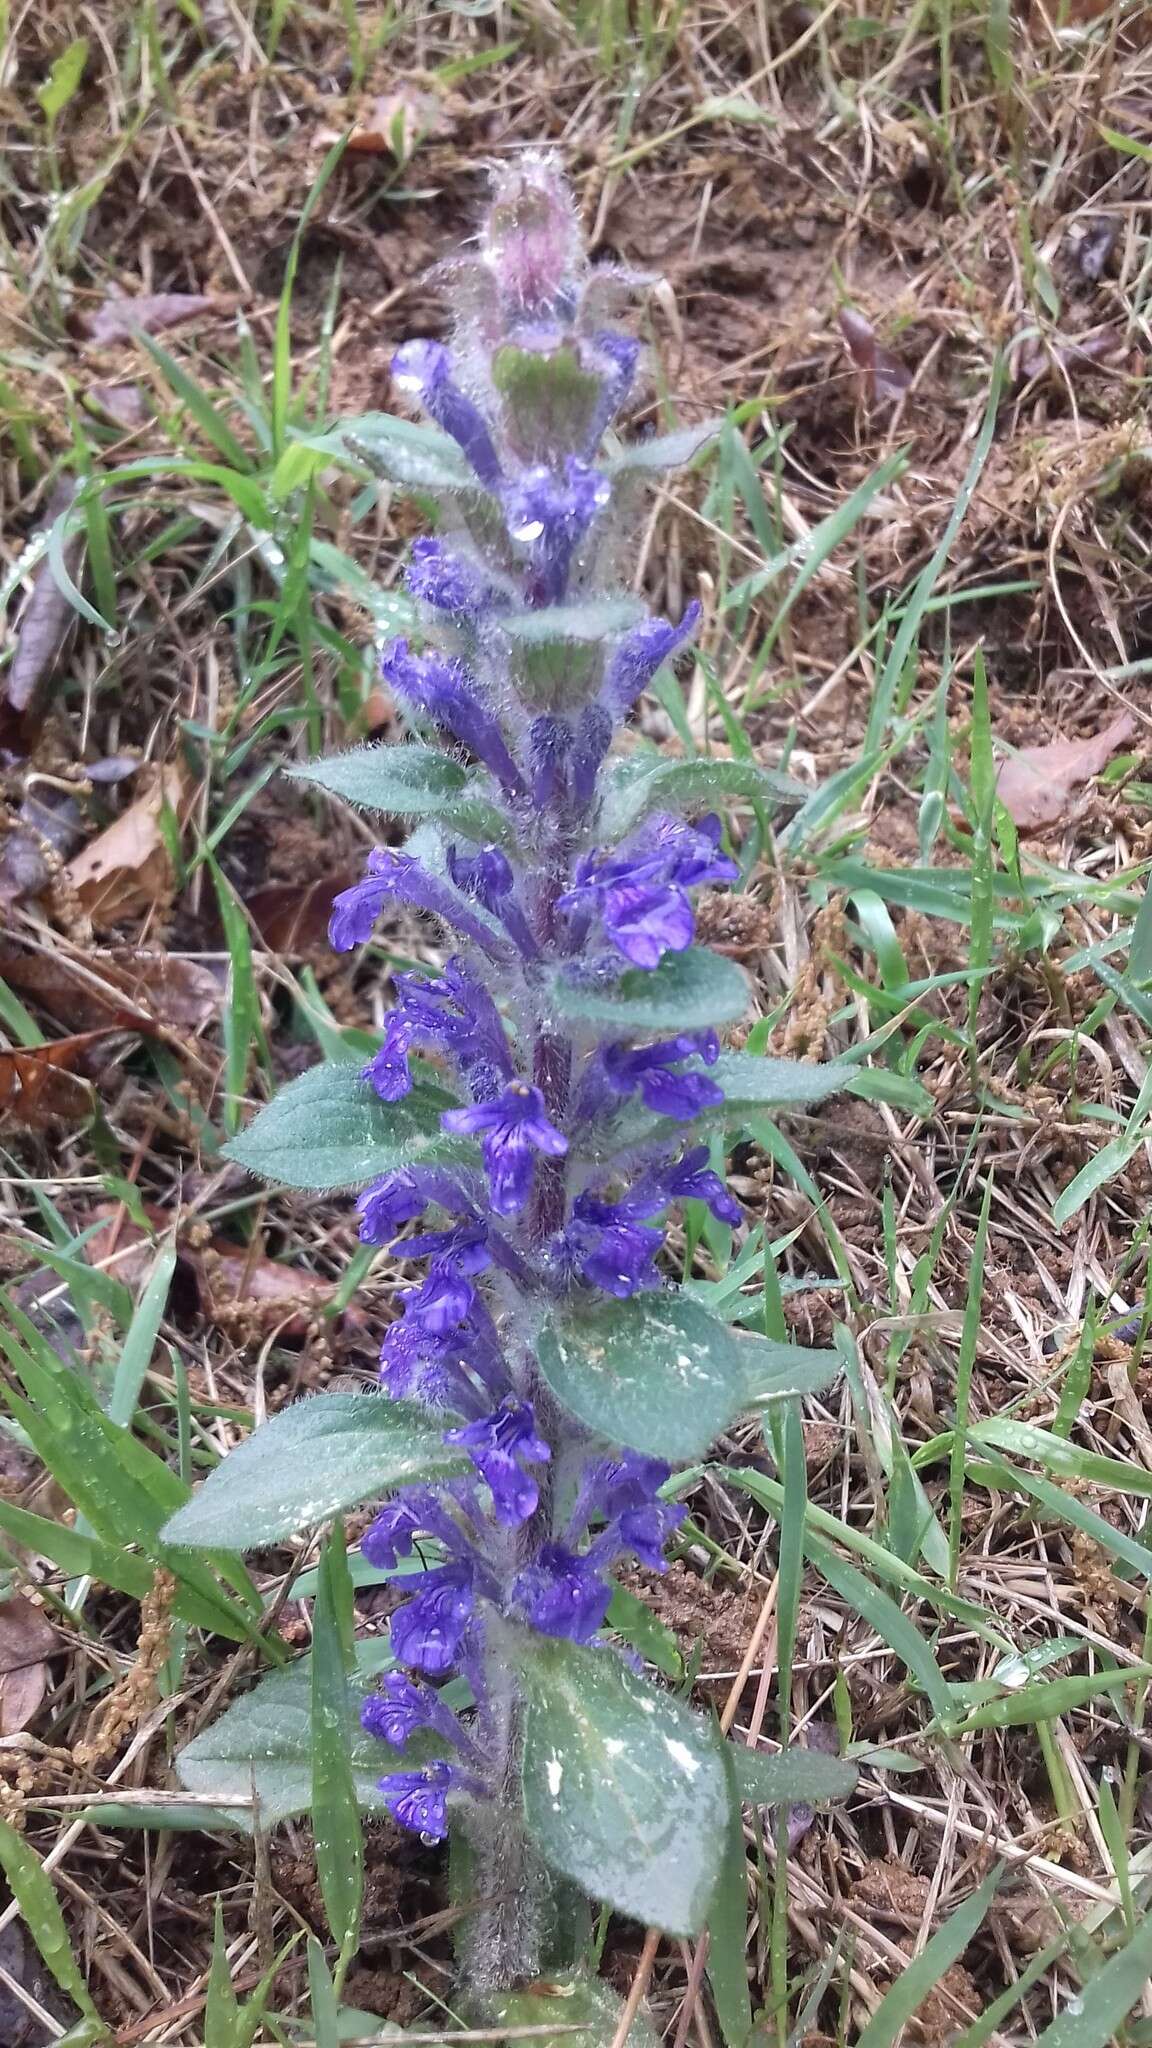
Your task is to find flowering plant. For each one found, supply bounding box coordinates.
[164,159,858,2009]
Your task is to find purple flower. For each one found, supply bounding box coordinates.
[597,1452,674,1518]
[381,639,526,800]
[558,813,735,969]
[329,847,513,964]
[571,705,612,812]
[666,1146,742,1225]
[406,537,493,617]
[585,330,641,448]
[361,1494,429,1570]
[392,340,503,488]
[447,844,539,958]
[511,1543,611,1643]
[378,1758,459,1840]
[603,603,702,716]
[446,1397,551,1527]
[357,1170,428,1244]
[442,1082,567,1217]
[610,1502,686,1570]
[390,1564,476,1676]
[402,1264,477,1335]
[361,1012,417,1103]
[361,1671,468,1753]
[565,1193,664,1298]
[600,1033,723,1121]
[601,882,694,968]
[505,459,610,604]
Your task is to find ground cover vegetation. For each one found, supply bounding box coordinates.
[3,1,1152,2043]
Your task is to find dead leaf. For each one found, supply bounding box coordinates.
[245,870,360,954]
[996,711,1137,828]
[323,87,447,158]
[200,1244,333,1333]
[80,292,225,345]
[0,946,220,1035]
[5,480,83,717]
[0,789,84,907]
[87,382,151,429]
[0,1036,108,1128]
[1078,217,1118,282]
[838,306,912,406]
[64,764,186,928]
[0,1596,57,1736]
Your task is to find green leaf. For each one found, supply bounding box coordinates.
[516,1633,728,1936]
[606,423,720,473]
[332,412,474,491]
[855,1867,1001,2048]
[708,1746,753,2048]
[538,1295,741,1459]
[538,1299,838,1460]
[223,1059,463,1191]
[291,744,471,816]
[804,1531,955,1720]
[502,599,645,712]
[0,1814,102,2027]
[175,1648,419,1828]
[161,1392,469,1550]
[37,37,88,123]
[1051,1135,1137,1226]
[731,1745,858,1805]
[601,754,808,838]
[1029,1910,1152,2048]
[478,1976,658,2048]
[311,1528,364,1958]
[551,949,749,1035]
[844,1068,934,1115]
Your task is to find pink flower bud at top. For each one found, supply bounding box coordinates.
[481,153,583,320]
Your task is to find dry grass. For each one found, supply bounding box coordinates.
[3,0,1152,2042]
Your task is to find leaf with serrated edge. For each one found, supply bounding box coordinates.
[516,1634,727,1935]
[291,745,469,816]
[223,1060,464,1192]
[537,1295,744,1460]
[552,950,749,1036]
[175,1649,432,1830]
[161,1393,468,1549]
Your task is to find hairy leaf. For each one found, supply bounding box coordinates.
[516,1634,727,1935]
[602,755,809,837]
[291,745,471,816]
[480,1977,659,2048]
[161,1393,469,1550]
[223,1059,463,1191]
[731,1745,857,1805]
[552,949,749,1035]
[538,1294,745,1459]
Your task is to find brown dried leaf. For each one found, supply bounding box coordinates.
[0,947,219,1035]
[325,87,447,157]
[996,711,1136,828]
[6,481,82,716]
[88,382,152,428]
[80,293,225,345]
[245,869,360,954]
[200,1244,333,1333]
[64,764,186,927]
[838,306,912,405]
[0,1595,56,1736]
[0,1035,106,1128]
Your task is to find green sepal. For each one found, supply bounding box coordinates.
[492,342,604,463]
